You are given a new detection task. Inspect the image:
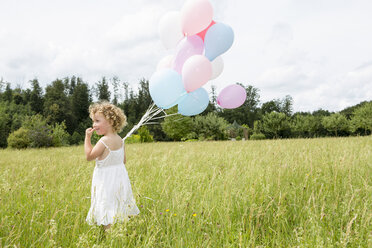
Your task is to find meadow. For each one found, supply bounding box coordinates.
[0,136,371,247]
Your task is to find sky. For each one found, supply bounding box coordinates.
[0,0,371,112]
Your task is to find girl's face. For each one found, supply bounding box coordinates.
[92,112,113,135]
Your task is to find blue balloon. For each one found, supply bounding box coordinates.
[149,69,187,109]
[204,23,234,61]
[178,87,209,116]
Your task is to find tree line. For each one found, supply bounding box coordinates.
[0,76,371,148]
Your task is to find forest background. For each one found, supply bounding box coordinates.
[0,76,371,149]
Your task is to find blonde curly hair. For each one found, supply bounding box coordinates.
[89,101,127,133]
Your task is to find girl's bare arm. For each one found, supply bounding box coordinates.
[85,128,105,161]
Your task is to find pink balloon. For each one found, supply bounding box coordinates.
[181,0,213,36]
[173,35,204,74]
[217,84,247,109]
[182,55,212,92]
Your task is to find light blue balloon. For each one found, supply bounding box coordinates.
[178,87,209,116]
[204,23,234,61]
[149,69,187,109]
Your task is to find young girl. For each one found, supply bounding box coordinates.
[84,101,139,230]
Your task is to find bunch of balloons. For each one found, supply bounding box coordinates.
[149,0,246,116]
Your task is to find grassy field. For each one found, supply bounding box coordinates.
[0,136,371,247]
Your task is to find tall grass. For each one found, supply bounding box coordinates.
[0,136,371,247]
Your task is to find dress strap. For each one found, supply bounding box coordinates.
[99,139,110,151]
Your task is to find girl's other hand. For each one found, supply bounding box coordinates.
[85,127,95,137]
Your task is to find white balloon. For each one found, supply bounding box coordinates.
[210,56,224,80]
[158,11,185,50]
[157,55,174,71]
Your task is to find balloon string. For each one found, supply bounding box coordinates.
[149,112,179,121]
[122,103,180,141]
[142,122,160,125]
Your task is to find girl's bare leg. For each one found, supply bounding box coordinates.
[103,224,111,231]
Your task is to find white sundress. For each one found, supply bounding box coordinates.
[86,138,140,226]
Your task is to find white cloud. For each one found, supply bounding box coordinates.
[292,62,372,112]
[0,0,371,112]
[258,65,308,90]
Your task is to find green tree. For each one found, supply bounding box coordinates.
[0,104,11,147]
[96,77,111,101]
[70,78,92,137]
[0,78,5,94]
[291,114,306,138]
[291,113,319,138]
[22,88,31,104]
[120,87,137,138]
[203,84,217,115]
[44,79,75,134]
[281,95,293,116]
[68,76,77,96]
[322,113,349,137]
[350,102,372,135]
[72,80,91,124]
[262,112,291,139]
[7,127,31,149]
[136,79,152,114]
[111,76,120,105]
[3,83,13,102]
[0,101,33,147]
[22,114,53,148]
[253,120,263,134]
[12,87,24,105]
[161,107,193,141]
[10,113,25,134]
[312,109,332,117]
[137,126,154,142]
[51,121,70,147]
[261,95,293,116]
[311,109,332,137]
[261,99,281,115]
[123,81,129,102]
[30,78,44,114]
[70,131,83,145]
[193,112,228,140]
[250,120,266,140]
[340,100,370,119]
